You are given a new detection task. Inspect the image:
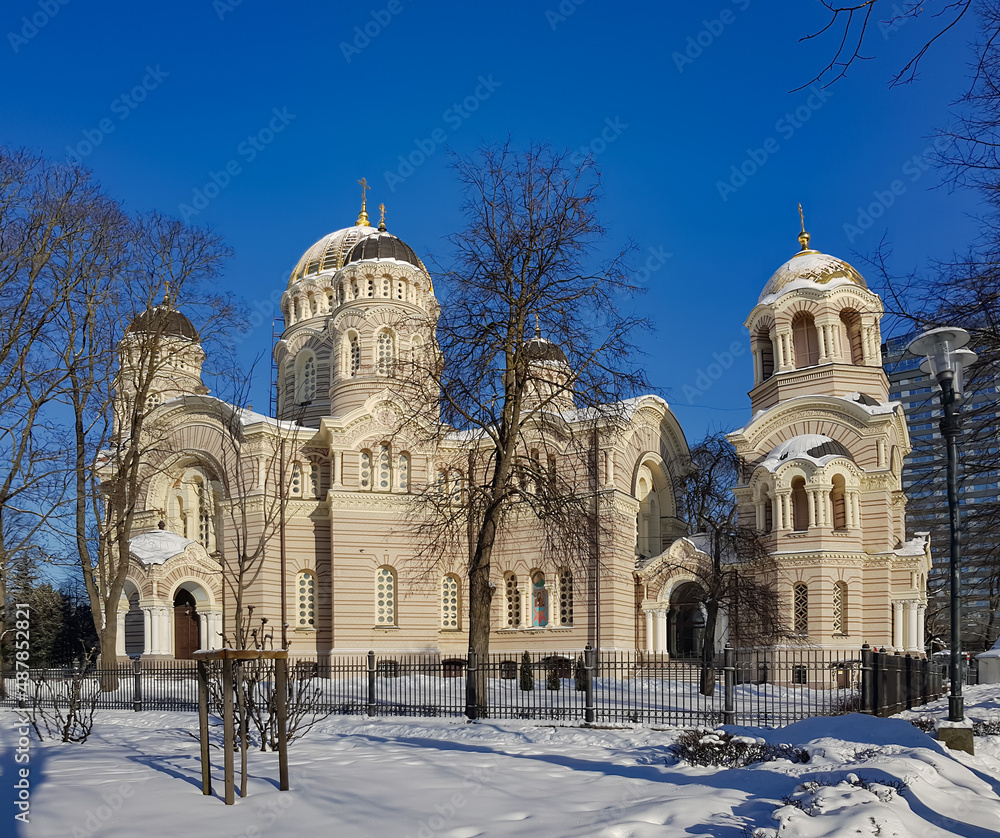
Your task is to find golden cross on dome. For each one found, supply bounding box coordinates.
[356,177,371,226]
[534,313,540,338]
[378,202,386,231]
[163,280,171,306]
[797,202,811,251]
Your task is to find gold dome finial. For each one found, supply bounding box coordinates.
[163,280,172,307]
[797,202,811,251]
[534,313,541,338]
[378,202,386,232]
[356,177,371,226]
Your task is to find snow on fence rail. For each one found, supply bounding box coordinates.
[0,644,943,727]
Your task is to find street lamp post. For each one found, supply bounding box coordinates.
[907,327,976,723]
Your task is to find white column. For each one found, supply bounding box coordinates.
[521,589,531,629]
[116,609,127,657]
[917,604,926,653]
[892,601,903,651]
[142,606,154,656]
[644,610,654,652]
[905,601,919,653]
[198,611,208,651]
[655,609,668,653]
[332,451,341,487]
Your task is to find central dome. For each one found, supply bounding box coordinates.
[126,306,199,341]
[758,248,867,304]
[288,223,376,287]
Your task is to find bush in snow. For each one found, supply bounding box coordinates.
[668,727,809,768]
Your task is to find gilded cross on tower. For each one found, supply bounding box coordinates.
[797,202,811,251]
[378,202,386,231]
[356,177,371,226]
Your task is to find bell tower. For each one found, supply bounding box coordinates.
[728,219,929,654]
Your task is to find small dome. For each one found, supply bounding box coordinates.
[761,434,854,472]
[523,335,568,364]
[343,231,428,274]
[126,306,199,341]
[289,224,376,287]
[758,249,867,304]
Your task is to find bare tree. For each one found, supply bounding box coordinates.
[796,0,974,89]
[648,432,783,694]
[52,208,231,685]
[394,142,653,715]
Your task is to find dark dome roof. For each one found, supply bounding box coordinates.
[126,307,199,341]
[523,336,568,364]
[344,232,426,272]
[803,438,853,461]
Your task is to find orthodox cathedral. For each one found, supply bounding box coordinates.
[115,197,931,663]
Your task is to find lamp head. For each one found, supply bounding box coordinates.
[907,327,974,393]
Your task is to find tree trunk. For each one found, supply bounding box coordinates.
[699,601,719,697]
[98,624,120,691]
[465,513,497,719]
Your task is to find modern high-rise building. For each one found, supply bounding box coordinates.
[882,333,1000,652]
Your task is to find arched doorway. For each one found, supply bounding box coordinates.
[173,588,200,659]
[668,582,706,658]
[124,591,144,656]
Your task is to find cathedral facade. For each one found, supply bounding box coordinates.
[114,205,929,662]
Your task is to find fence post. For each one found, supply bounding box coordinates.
[132,655,142,713]
[583,645,596,724]
[367,651,376,716]
[465,652,479,721]
[723,643,736,726]
[860,643,873,714]
[904,654,914,711]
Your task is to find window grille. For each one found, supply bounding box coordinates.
[297,572,315,627]
[441,575,459,630]
[793,583,809,634]
[376,566,395,626]
[505,574,520,628]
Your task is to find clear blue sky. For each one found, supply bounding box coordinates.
[1,1,984,441]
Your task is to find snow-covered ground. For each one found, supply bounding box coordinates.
[3,686,999,837]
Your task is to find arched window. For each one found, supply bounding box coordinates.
[359,450,372,490]
[791,476,809,531]
[310,463,320,498]
[531,571,548,627]
[793,582,809,634]
[504,573,521,628]
[366,278,374,297]
[296,571,315,628]
[398,453,409,492]
[840,310,864,364]
[441,574,460,630]
[395,280,405,300]
[145,392,161,411]
[349,334,361,377]
[635,469,662,557]
[833,581,847,634]
[557,568,573,626]
[762,487,774,533]
[376,444,391,491]
[195,478,211,550]
[376,331,395,376]
[792,312,819,368]
[296,351,317,403]
[376,566,396,626]
[325,289,335,312]
[381,277,390,297]
[289,462,303,497]
[756,327,775,381]
[831,474,847,530]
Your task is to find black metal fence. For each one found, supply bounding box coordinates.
[0,644,944,727]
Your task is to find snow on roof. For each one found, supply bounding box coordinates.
[977,635,1000,659]
[759,434,853,472]
[895,532,930,558]
[129,530,197,565]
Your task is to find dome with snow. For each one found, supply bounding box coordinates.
[758,247,867,304]
[760,434,853,472]
[523,334,569,364]
[126,306,199,341]
[344,231,428,275]
[288,223,377,287]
